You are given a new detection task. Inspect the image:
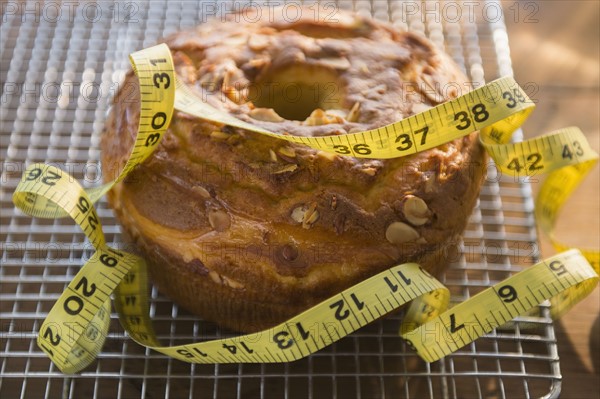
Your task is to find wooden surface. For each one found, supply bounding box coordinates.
[503,1,599,397]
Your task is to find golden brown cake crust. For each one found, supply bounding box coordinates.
[101,9,486,332]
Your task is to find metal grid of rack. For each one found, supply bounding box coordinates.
[1,1,561,398]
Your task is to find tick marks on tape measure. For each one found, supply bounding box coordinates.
[489,311,505,329]
[526,285,543,305]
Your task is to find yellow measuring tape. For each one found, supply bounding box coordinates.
[12,44,599,373]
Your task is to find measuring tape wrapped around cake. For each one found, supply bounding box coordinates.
[13,7,598,373]
[101,9,486,332]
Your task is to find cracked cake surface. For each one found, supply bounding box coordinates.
[101,8,486,332]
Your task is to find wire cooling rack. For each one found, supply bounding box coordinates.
[1,1,562,398]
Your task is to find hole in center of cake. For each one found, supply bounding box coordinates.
[248,65,345,121]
